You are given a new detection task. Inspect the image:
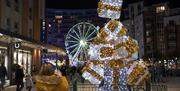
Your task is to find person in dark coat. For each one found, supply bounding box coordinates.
[0,63,7,90]
[15,65,25,91]
[60,65,67,76]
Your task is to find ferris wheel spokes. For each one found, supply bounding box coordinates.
[85,26,92,39]
[69,45,79,55]
[72,29,80,39]
[71,46,82,61]
[77,24,82,37]
[87,37,95,42]
[69,34,79,41]
[66,40,79,43]
[86,29,97,40]
[82,23,86,38]
[66,43,79,49]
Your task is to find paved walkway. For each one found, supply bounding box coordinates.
[151,77,180,91]
[164,77,180,91]
[5,85,36,91]
[4,77,180,91]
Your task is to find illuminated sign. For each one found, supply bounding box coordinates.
[14,42,21,49]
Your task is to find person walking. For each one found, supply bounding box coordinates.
[0,63,7,90]
[15,65,25,91]
[25,73,33,91]
[60,65,67,76]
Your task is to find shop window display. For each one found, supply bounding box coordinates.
[0,48,8,70]
[14,49,32,74]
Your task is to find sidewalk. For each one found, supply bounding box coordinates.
[5,85,36,91]
[4,77,180,91]
[152,77,180,91]
[3,80,36,91]
[164,77,180,91]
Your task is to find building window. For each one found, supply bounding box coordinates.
[6,0,11,7]
[14,22,19,33]
[6,18,10,26]
[14,0,19,3]
[159,37,163,42]
[145,23,151,28]
[146,45,152,50]
[6,18,11,31]
[137,4,142,14]
[168,34,176,40]
[29,8,32,20]
[14,22,19,29]
[146,38,151,43]
[156,6,165,13]
[168,41,176,49]
[14,5,19,12]
[131,6,134,17]
[14,0,19,12]
[124,9,129,19]
[146,31,150,36]
[169,20,174,25]
[29,29,33,38]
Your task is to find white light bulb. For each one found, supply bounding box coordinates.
[79,40,87,47]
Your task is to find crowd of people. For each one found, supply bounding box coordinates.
[148,62,171,83]
[0,62,71,91]
[1,61,175,91]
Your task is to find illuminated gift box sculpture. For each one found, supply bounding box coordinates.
[97,0,123,19]
[81,0,150,91]
[127,60,150,85]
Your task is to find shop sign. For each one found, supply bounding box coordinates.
[14,42,21,49]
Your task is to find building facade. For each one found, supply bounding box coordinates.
[0,0,48,84]
[122,1,180,60]
[122,1,145,58]
[164,8,180,57]
[0,0,45,40]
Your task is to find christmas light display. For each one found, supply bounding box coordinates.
[81,0,150,91]
[65,22,98,66]
[97,0,123,19]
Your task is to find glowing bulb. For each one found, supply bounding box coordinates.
[0,33,3,36]
[48,24,51,27]
[80,40,87,47]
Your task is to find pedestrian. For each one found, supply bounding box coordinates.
[60,65,67,76]
[25,73,33,91]
[15,65,25,91]
[72,72,78,91]
[35,63,69,91]
[0,63,7,90]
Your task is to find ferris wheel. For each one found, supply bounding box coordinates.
[65,22,98,64]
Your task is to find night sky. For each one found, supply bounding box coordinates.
[46,0,99,9]
[45,0,138,9]
[46,0,179,9]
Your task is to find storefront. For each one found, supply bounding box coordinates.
[0,46,8,70]
[13,49,32,74]
[0,32,66,85]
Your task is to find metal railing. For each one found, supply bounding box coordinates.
[69,84,167,91]
[151,85,167,91]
